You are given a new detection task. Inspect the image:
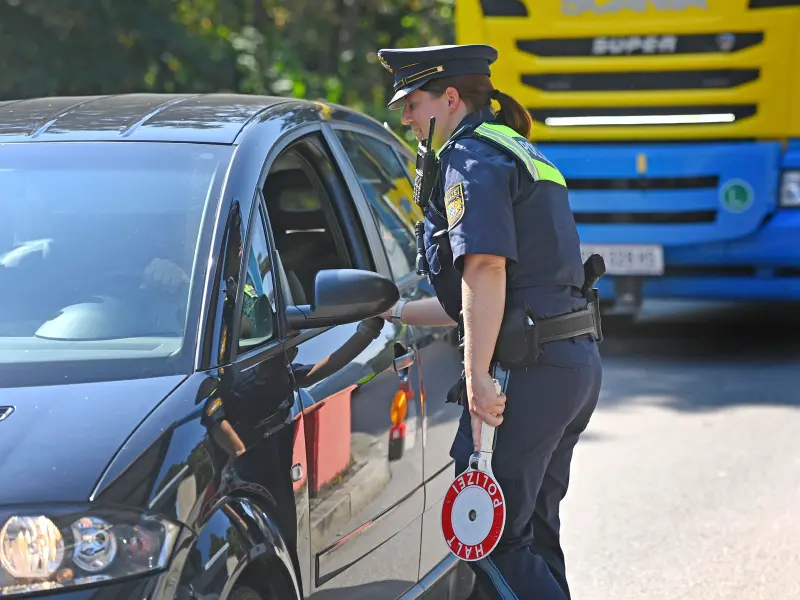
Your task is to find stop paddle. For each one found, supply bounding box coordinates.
[441,377,506,562]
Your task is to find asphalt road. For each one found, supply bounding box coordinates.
[561,300,800,600]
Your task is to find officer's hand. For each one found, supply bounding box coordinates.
[141,258,189,294]
[466,372,506,451]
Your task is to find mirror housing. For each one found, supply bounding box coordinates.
[285,269,399,331]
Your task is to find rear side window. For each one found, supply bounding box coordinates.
[334,130,421,280]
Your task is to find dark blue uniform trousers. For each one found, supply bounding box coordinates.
[452,336,602,599]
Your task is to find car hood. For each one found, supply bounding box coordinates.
[0,375,186,505]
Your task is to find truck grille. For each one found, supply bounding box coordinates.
[469,0,800,140]
[574,211,717,225]
[566,176,718,191]
[568,175,719,224]
[567,174,720,225]
[536,140,782,245]
[523,69,760,92]
[517,33,764,57]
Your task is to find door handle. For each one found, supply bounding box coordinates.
[392,350,416,372]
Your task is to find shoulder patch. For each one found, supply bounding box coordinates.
[444,183,465,229]
[206,397,223,417]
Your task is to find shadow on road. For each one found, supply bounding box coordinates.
[599,300,800,362]
[596,300,800,412]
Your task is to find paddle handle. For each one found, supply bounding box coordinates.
[478,378,502,453]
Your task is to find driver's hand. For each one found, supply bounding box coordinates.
[141,258,189,294]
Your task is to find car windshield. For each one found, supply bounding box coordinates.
[0,141,233,385]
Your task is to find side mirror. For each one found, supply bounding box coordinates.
[285,269,399,330]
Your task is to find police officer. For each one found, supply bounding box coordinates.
[377,44,604,599]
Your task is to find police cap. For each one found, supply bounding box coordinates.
[377,44,498,109]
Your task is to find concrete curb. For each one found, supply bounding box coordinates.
[310,456,391,550]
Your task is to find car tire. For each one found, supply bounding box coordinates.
[229,585,264,600]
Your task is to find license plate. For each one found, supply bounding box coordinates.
[580,244,664,276]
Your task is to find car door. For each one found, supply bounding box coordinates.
[261,131,425,599]
[203,194,309,597]
[326,126,465,580]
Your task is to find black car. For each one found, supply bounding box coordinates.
[0,95,471,599]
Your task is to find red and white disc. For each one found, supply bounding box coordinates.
[441,468,505,562]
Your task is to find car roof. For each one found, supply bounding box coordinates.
[0,93,389,145]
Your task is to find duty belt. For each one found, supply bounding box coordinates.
[458,301,602,362]
[446,302,602,406]
[527,302,602,345]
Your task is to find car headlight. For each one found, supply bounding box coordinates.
[0,507,181,596]
[779,171,800,207]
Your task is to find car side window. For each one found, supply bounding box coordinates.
[334,130,422,280]
[237,205,277,352]
[262,147,352,308]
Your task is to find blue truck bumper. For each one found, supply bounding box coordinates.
[593,208,800,301]
[538,139,800,304]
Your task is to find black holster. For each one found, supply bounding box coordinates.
[493,299,602,370]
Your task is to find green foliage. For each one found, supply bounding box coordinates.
[0,0,454,140]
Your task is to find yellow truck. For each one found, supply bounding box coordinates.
[457,0,800,314]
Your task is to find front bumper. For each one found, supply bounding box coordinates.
[2,574,162,600]
[596,209,800,302]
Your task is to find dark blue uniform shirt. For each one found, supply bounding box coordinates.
[423,108,587,324]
